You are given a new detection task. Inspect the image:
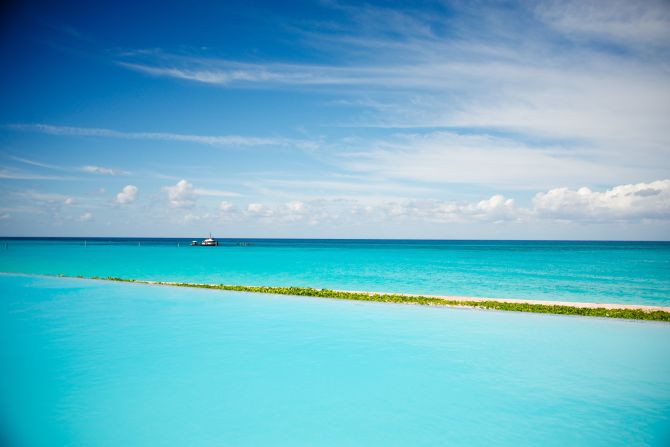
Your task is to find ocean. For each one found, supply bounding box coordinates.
[0,238,669,305]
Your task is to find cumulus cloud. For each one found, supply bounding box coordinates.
[82,165,129,176]
[283,201,310,222]
[533,180,670,221]
[79,212,93,222]
[462,195,518,222]
[286,201,306,212]
[216,201,242,222]
[247,203,270,214]
[219,201,233,211]
[183,212,213,223]
[381,195,519,224]
[161,180,240,209]
[236,194,520,226]
[115,185,138,204]
[234,180,670,226]
[245,203,277,221]
[163,179,197,208]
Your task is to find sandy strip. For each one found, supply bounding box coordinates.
[336,289,670,312]
[2,272,667,313]
[143,279,670,313]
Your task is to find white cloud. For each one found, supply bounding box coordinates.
[286,200,305,212]
[183,212,212,223]
[261,178,436,197]
[6,155,63,170]
[164,179,197,208]
[237,195,521,226]
[83,165,129,176]
[106,2,670,190]
[470,195,517,220]
[115,185,138,204]
[19,191,74,203]
[534,0,670,48]
[283,200,309,222]
[337,131,644,188]
[228,180,670,226]
[64,197,75,205]
[194,188,241,198]
[380,195,520,224]
[0,168,75,181]
[219,201,233,211]
[117,60,375,87]
[245,203,276,220]
[79,212,93,222]
[247,203,265,213]
[9,123,318,150]
[162,180,240,209]
[533,180,670,221]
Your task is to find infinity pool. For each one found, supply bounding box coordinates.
[1,274,669,446]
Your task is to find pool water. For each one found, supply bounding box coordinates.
[2,274,669,446]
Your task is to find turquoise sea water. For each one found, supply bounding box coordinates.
[0,238,669,305]
[2,274,670,446]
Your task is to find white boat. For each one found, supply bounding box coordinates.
[200,233,219,246]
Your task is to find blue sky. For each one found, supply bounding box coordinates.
[1,0,669,239]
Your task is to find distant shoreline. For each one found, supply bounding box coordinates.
[5,272,668,322]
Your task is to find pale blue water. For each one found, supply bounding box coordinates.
[1,274,670,446]
[0,238,669,305]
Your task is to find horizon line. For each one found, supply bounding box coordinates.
[1,236,668,243]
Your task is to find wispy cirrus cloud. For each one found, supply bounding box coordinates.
[534,0,670,50]
[7,123,318,150]
[1,153,131,179]
[82,165,129,176]
[194,187,241,198]
[116,58,467,89]
[0,168,77,181]
[16,190,78,204]
[4,154,65,170]
[109,0,670,174]
[29,3,670,168]
[331,131,664,190]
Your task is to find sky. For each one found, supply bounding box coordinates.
[0,0,669,239]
